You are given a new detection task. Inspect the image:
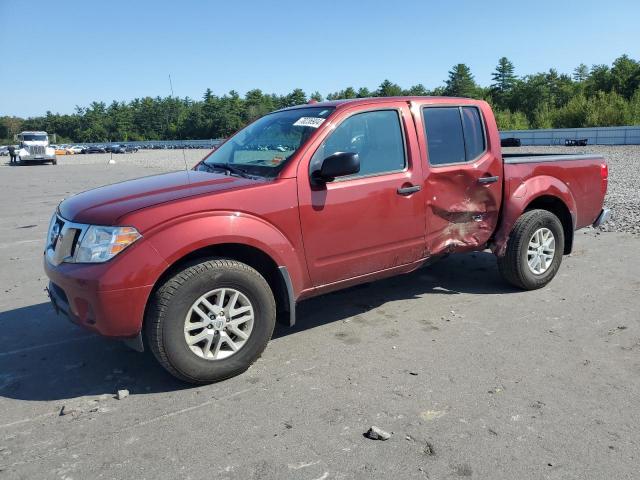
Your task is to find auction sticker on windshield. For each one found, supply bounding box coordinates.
[293,117,326,128]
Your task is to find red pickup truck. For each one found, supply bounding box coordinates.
[44,97,610,383]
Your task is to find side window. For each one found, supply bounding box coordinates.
[461,107,485,160]
[422,107,466,165]
[310,110,405,178]
[422,106,486,166]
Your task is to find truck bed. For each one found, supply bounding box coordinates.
[501,152,606,230]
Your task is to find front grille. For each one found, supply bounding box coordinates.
[46,215,86,265]
[50,217,64,250]
[29,145,45,156]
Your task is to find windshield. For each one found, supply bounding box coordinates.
[21,134,48,141]
[200,107,334,178]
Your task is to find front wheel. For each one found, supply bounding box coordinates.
[497,209,565,290]
[145,258,276,384]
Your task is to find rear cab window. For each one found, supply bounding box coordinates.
[422,106,486,166]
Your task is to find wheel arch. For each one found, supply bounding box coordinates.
[144,242,294,333]
[493,176,577,256]
[524,195,574,254]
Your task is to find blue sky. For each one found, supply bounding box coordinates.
[1,0,638,117]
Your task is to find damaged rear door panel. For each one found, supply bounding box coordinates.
[413,101,503,255]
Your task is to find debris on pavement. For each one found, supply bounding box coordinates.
[608,325,627,335]
[116,389,130,400]
[364,426,391,441]
[59,405,78,417]
[423,441,435,456]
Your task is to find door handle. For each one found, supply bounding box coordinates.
[397,184,421,195]
[478,176,499,184]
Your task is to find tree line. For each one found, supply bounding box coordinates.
[1,54,639,143]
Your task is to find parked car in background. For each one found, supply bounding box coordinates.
[83,145,107,154]
[53,146,73,155]
[44,97,610,384]
[107,144,124,153]
[68,145,85,154]
[107,144,139,153]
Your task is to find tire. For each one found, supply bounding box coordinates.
[497,209,565,290]
[52,157,57,165]
[145,258,276,384]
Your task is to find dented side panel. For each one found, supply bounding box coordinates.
[411,99,504,256]
[425,166,502,254]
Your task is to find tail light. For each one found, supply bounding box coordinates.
[600,162,608,195]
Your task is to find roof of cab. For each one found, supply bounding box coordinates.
[281,96,479,111]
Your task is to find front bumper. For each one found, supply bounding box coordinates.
[592,208,611,228]
[20,155,56,162]
[43,240,167,338]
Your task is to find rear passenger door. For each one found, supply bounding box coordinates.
[417,104,503,254]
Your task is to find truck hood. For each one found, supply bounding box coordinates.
[59,170,262,225]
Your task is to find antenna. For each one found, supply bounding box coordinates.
[182,147,191,183]
[168,74,174,97]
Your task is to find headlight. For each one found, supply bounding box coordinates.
[75,226,141,263]
[46,213,57,248]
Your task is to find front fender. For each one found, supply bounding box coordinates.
[145,211,306,298]
[493,175,576,256]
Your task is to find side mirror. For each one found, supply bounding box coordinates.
[311,152,360,184]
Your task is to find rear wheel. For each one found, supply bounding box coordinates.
[145,258,276,384]
[497,209,565,290]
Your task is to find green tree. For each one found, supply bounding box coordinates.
[444,64,479,98]
[491,57,517,109]
[376,80,403,97]
[326,87,357,100]
[283,88,307,107]
[491,57,517,92]
[610,54,640,99]
[573,64,589,82]
[493,109,530,130]
[550,94,590,128]
[532,103,554,129]
[405,84,429,96]
[585,91,630,126]
[585,65,612,96]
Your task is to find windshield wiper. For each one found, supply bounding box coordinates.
[203,162,253,178]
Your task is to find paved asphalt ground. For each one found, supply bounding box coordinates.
[0,150,638,479]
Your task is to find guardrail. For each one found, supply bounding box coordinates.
[499,126,640,145]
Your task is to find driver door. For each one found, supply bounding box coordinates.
[297,103,426,287]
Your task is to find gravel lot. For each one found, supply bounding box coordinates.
[0,147,638,479]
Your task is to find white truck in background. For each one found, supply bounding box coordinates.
[16,131,57,164]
